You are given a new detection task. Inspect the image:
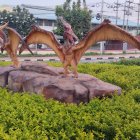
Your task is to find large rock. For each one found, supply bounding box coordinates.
[0,62,122,103]
[22,75,59,94]
[81,78,121,99]
[0,66,17,87]
[42,77,89,103]
[21,62,64,76]
[8,70,49,92]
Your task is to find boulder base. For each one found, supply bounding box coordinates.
[0,66,17,87]
[0,62,121,103]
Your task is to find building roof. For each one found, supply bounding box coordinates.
[21,4,57,20]
[33,12,56,20]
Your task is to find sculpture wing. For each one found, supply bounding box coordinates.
[20,28,65,62]
[0,30,7,43]
[5,27,23,54]
[73,21,140,63]
[5,27,33,54]
[0,30,8,52]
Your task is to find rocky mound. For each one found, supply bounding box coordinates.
[0,62,121,103]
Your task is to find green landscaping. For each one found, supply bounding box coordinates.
[0,60,140,139]
[112,58,140,66]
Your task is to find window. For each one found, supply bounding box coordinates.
[44,20,53,26]
[37,19,43,26]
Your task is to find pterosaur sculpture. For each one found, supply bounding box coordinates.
[19,19,140,78]
[59,16,79,45]
[0,23,33,68]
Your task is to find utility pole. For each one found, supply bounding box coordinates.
[101,0,104,22]
[123,0,127,29]
[122,0,133,53]
[126,0,134,31]
[136,0,140,35]
[83,0,87,9]
[115,0,119,25]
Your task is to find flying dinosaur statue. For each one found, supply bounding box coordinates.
[0,23,33,68]
[19,19,140,78]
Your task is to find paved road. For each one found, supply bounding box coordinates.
[0,54,140,63]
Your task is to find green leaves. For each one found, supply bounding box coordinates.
[112,58,140,66]
[0,61,140,139]
[55,0,92,39]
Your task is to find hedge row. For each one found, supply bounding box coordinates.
[112,58,140,66]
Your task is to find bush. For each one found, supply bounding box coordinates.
[0,88,140,139]
[112,58,140,66]
[0,61,140,139]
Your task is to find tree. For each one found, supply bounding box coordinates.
[0,6,35,37]
[55,0,92,39]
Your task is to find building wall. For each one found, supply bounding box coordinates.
[105,40,123,50]
[36,19,56,31]
[104,40,138,50]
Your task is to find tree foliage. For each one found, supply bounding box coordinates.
[55,0,92,39]
[0,6,35,37]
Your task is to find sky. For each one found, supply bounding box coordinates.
[0,0,127,7]
[1,0,140,7]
